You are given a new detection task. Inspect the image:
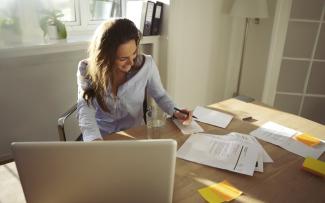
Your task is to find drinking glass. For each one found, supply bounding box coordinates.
[146,107,167,139]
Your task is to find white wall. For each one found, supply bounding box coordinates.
[223,0,276,101]
[161,0,277,106]
[165,0,234,109]
[0,51,86,161]
[239,0,276,101]
[158,0,170,87]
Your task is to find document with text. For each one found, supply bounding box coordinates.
[177,133,259,176]
[205,132,272,172]
[224,132,273,163]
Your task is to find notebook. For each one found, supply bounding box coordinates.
[12,139,177,203]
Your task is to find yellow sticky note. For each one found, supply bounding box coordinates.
[295,133,320,147]
[198,180,242,203]
[213,180,243,201]
[302,157,325,177]
[198,187,224,203]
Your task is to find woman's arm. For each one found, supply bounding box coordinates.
[146,56,175,115]
[146,56,192,124]
[76,60,103,141]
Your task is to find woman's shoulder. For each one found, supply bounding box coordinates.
[78,59,89,76]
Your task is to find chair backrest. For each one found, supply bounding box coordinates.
[57,103,81,141]
[60,93,149,141]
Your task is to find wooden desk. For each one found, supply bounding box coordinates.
[1,99,324,203]
[104,98,325,203]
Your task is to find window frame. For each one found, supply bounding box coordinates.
[66,0,126,34]
[62,0,81,26]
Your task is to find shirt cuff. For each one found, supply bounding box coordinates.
[81,127,103,142]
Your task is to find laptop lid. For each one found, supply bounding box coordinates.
[12,139,177,203]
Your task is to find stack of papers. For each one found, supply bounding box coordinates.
[222,132,273,172]
[177,132,272,176]
[250,121,325,159]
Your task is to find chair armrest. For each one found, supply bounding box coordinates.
[58,103,77,141]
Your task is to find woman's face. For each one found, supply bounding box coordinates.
[114,39,137,74]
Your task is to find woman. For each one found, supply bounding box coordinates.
[77,18,192,141]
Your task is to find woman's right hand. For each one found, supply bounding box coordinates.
[173,109,193,125]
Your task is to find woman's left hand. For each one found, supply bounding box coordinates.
[173,109,193,125]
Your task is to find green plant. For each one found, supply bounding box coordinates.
[0,9,20,34]
[0,17,18,31]
[39,9,67,39]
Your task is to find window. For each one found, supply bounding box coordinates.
[0,0,21,45]
[0,0,18,19]
[39,0,78,23]
[37,0,123,28]
[0,0,147,46]
[89,0,121,22]
[0,0,19,34]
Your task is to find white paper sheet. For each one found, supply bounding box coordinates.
[283,139,325,159]
[255,154,264,172]
[193,106,233,128]
[250,121,325,159]
[250,121,297,146]
[173,119,204,135]
[177,133,259,176]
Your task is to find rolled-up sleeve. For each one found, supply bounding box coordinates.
[147,57,175,116]
[77,60,102,141]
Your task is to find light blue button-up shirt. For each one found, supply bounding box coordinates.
[77,55,175,141]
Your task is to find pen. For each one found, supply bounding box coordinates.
[174,107,198,119]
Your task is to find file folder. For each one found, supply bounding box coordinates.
[151,2,163,35]
[143,1,155,36]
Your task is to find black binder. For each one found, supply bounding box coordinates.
[151,2,163,35]
[143,1,155,36]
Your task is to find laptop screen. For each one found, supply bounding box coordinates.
[12,139,177,203]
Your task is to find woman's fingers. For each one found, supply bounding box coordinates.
[182,110,192,125]
[174,109,193,125]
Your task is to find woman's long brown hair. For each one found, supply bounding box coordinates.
[83,18,142,112]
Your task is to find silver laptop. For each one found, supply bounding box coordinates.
[12,139,177,203]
